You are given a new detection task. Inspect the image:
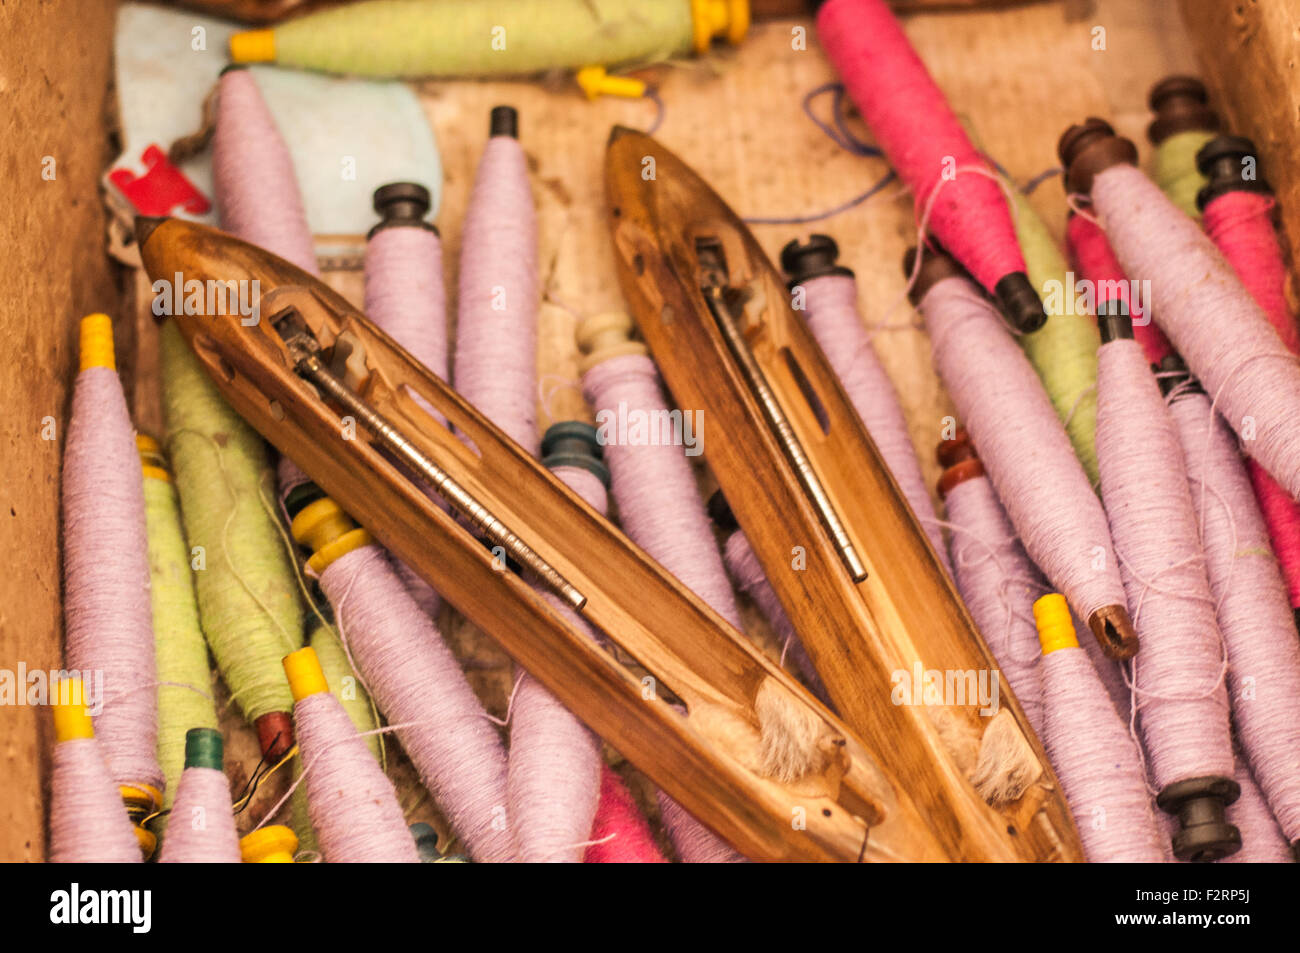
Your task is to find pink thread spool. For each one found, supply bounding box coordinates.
[365,181,448,617]
[906,250,1137,662]
[158,728,240,863]
[584,765,668,864]
[505,423,610,863]
[781,235,952,574]
[49,678,144,863]
[62,314,163,807]
[1065,212,1173,366]
[1197,136,1300,627]
[1032,595,1166,863]
[1159,356,1300,848]
[284,647,418,863]
[936,434,1045,736]
[455,105,539,455]
[290,496,516,862]
[707,490,830,704]
[1094,302,1239,861]
[814,0,1045,333]
[1060,119,1300,500]
[576,313,745,863]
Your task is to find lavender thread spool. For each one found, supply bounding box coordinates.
[1220,750,1294,863]
[906,249,1137,662]
[1095,301,1238,861]
[212,64,319,503]
[455,105,539,455]
[1158,354,1300,849]
[1060,118,1300,499]
[289,493,517,862]
[158,728,240,863]
[365,181,448,617]
[48,677,144,864]
[62,314,163,815]
[283,646,419,863]
[1032,595,1166,863]
[505,422,610,862]
[782,235,951,574]
[706,489,830,704]
[576,313,745,863]
[936,434,1046,736]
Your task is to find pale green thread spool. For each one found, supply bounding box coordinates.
[229,0,736,79]
[290,622,382,854]
[137,435,219,829]
[160,321,302,735]
[1152,129,1217,220]
[1012,190,1102,487]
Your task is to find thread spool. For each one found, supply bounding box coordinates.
[576,311,743,629]
[49,677,145,863]
[456,106,539,455]
[814,0,1044,332]
[1160,355,1300,847]
[1065,212,1173,366]
[290,621,382,855]
[158,728,241,863]
[506,422,607,862]
[1147,76,1219,219]
[1031,596,1166,862]
[1004,191,1103,485]
[584,764,668,863]
[229,0,747,77]
[1061,117,1300,501]
[284,647,419,863]
[780,235,953,568]
[213,65,320,505]
[240,825,298,863]
[137,435,220,828]
[707,489,829,702]
[1094,302,1239,861]
[936,433,1046,736]
[905,249,1136,661]
[1195,136,1300,624]
[63,314,163,814]
[366,181,448,617]
[160,320,300,760]
[290,498,517,861]
[576,313,745,864]
[1220,752,1294,864]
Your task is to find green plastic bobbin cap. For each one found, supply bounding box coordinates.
[184,727,224,771]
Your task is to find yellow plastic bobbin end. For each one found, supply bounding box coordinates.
[230,29,276,63]
[79,313,115,372]
[1033,593,1079,655]
[290,496,372,573]
[136,433,171,482]
[691,0,749,54]
[52,678,93,742]
[241,825,298,863]
[134,825,158,859]
[284,646,329,702]
[576,66,647,100]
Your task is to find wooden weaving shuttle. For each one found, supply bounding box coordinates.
[604,128,1084,862]
[135,215,968,862]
